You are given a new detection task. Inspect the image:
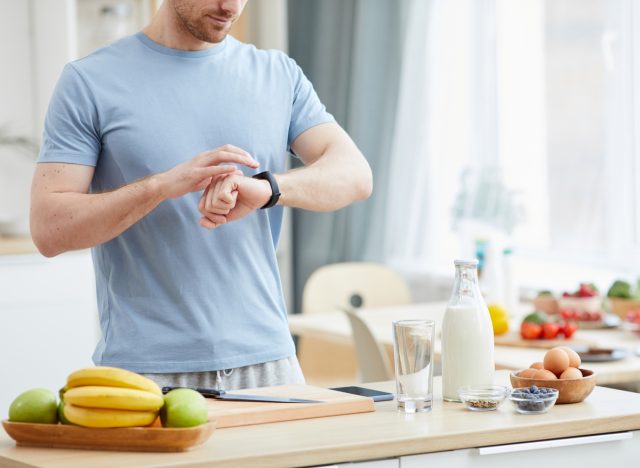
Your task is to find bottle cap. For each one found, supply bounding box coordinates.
[454,259,479,267]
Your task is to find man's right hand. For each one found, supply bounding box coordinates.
[155,144,259,199]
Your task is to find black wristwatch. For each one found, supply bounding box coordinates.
[252,171,281,209]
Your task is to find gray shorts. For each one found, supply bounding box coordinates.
[141,355,305,391]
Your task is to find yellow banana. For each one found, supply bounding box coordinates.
[64,386,164,411]
[63,403,157,428]
[66,367,162,396]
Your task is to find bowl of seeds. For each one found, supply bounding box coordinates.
[457,385,510,411]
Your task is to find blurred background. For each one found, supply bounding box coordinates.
[2,0,640,404]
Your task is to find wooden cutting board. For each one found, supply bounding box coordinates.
[494,332,595,349]
[207,384,375,428]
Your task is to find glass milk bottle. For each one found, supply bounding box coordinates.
[442,259,495,401]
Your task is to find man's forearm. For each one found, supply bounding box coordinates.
[31,175,165,257]
[275,145,373,211]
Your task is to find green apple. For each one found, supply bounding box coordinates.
[9,388,58,424]
[160,388,208,428]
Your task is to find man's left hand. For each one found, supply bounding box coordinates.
[198,174,272,229]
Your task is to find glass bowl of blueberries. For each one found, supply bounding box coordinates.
[509,385,559,414]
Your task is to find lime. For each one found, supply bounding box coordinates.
[160,389,208,428]
[9,388,58,424]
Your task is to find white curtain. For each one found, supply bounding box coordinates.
[382,0,474,274]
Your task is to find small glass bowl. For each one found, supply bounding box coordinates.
[509,386,559,414]
[457,385,510,411]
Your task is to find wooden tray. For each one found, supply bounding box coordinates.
[494,332,594,349]
[207,384,375,428]
[1,420,215,452]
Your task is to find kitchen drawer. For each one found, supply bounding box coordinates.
[400,431,639,467]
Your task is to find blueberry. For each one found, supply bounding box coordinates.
[531,385,539,394]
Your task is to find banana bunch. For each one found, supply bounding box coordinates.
[60,366,164,428]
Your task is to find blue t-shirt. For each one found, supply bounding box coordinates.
[38,32,334,373]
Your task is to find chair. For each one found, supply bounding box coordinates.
[342,307,392,382]
[302,262,412,314]
[298,262,411,386]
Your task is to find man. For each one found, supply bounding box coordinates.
[30,0,372,390]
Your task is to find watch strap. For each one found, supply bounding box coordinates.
[252,171,281,209]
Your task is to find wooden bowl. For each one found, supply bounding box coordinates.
[510,369,596,404]
[532,296,559,315]
[608,297,640,319]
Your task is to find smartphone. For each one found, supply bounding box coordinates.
[330,386,395,402]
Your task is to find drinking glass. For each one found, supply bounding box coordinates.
[392,319,435,413]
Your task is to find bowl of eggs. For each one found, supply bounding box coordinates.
[510,346,596,404]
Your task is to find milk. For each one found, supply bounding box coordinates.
[441,260,495,402]
[441,305,495,401]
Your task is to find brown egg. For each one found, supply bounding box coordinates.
[532,369,558,380]
[559,367,583,380]
[544,347,570,375]
[518,368,537,378]
[560,347,581,368]
[530,362,544,370]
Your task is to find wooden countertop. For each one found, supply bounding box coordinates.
[289,302,640,385]
[2,371,640,467]
[0,235,38,256]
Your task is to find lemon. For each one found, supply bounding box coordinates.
[488,304,509,336]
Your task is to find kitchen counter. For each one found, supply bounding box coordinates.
[1,371,640,467]
[0,235,38,256]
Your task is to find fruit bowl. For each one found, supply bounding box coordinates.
[510,368,596,404]
[608,297,640,319]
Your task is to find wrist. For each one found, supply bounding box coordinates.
[146,173,169,202]
[251,171,281,209]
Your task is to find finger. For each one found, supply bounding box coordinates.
[199,217,217,229]
[198,185,211,213]
[200,149,259,169]
[197,165,237,179]
[202,210,227,224]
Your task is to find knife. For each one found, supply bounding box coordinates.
[161,386,323,404]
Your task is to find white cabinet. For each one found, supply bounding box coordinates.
[400,431,639,468]
[0,251,99,413]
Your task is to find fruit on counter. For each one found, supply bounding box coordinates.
[542,322,560,339]
[57,366,166,428]
[543,348,570,375]
[522,310,549,325]
[66,367,162,396]
[562,283,598,298]
[625,309,640,324]
[57,401,73,425]
[520,315,576,340]
[64,386,164,411]
[520,322,543,339]
[560,309,603,322]
[8,388,58,424]
[160,388,209,428]
[488,304,509,336]
[537,290,553,297]
[63,404,157,428]
[607,280,632,299]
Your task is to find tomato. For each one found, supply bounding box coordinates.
[520,322,542,340]
[562,322,577,339]
[542,322,560,339]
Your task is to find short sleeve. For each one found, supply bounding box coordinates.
[38,64,101,166]
[287,59,335,149]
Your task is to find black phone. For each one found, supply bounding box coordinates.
[330,386,395,402]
